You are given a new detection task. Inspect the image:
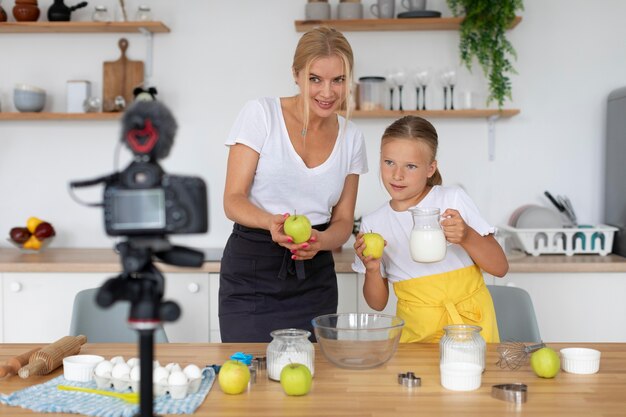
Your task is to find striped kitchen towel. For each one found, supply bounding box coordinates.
[0,367,215,417]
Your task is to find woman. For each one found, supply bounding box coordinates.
[219,27,368,342]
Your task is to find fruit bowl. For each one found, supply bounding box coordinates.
[312,313,404,369]
[7,237,54,253]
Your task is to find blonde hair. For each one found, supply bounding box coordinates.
[292,26,354,134]
[382,116,443,186]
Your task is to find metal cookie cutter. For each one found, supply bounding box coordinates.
[491,383,528,404]
[397,372,421,387]
[252,356,266,371]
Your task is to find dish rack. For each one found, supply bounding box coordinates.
[498,224,618,256]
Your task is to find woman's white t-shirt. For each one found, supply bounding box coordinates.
[352,185,495,283]
[225,97,368,226]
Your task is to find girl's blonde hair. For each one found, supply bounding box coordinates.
[292,26,354,134]
[382,116,443,186]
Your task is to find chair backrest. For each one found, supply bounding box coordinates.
[487,285,541,343]
[69,288,169,343]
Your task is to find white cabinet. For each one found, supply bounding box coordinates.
[0,272,210,343]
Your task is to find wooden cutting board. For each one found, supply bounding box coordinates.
[102,38,144,112]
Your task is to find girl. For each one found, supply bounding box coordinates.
[352,116,507,343]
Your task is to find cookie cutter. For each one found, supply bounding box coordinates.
[252,356,266,371]
[397,372,421,387]
[491,383,527,404]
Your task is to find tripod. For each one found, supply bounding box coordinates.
[96,237,204,417]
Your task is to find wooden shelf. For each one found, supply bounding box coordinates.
[343,109,520,119]
[0,112,122,121]
[295,16,521,32]
[0,21,170,33]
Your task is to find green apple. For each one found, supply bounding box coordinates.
[530,347,560,378]
[280,362,312,396]
[218,359,250,395]
[362,232,385,259]
[284,213,312,244]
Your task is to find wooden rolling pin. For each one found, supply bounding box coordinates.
[18,335,87,379]
[0,348,40,378]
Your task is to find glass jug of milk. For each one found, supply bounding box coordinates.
[409,207,447,262]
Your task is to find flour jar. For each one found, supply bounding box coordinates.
[439,324,486,371]
[266,329,314,381]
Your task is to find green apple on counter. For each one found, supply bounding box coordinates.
[530,347,560,378]
[218,360,250,394]
[284,213,312,244]
[362,232,385,259]
[280,362,312,396]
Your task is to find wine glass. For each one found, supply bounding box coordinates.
[385,69,397,110]
[393,68,407,111]
[439,68,457,110]
[414,68,431,110]
[448,68,457,110]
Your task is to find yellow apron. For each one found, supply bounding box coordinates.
[393,265,499,343]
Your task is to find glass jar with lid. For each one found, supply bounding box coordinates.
[266,328,315,381]
[358,76,386,111]
[439,324,486,371]
[134,5,152,21]
[91,5,111,22]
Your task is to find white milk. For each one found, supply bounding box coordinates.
[410,229,447,262]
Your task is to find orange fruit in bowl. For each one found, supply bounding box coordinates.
[26,216,44,233]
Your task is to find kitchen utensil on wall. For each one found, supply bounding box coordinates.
[102,38,144,112]
[47,0,88,21]
[18,335,87,378]
[0,348,40,378]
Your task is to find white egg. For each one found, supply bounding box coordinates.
[153,366,169,384]
[94,360,113,378]
[153,360,161,369]
[168,370,188,386]
[127,357,140,368]
[110,356,126,365]
[183,364,201,379]
[129,366,141,382]
[165,362,182,373]
[111,362,131,379]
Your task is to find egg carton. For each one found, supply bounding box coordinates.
[93,356,203,400]
[498,224,618,256]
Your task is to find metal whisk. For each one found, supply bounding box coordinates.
[496,340,546,370]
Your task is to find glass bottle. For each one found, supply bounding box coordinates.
[409,207,447,263]
[439,324,486,371]
[91,5,111,22]
[134,5,152,21]
[266,328,314,381]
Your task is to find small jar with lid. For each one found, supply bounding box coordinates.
[439,324,486,371]
[134,5,152,21]
[92,5,110,22]
[266,328,314,381]
[358,76,386,111]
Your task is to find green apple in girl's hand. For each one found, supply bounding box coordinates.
[362,232,384,259]
[284,213,312,244]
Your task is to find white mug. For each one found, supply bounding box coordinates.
[402,0,426,11]
[370,0,395,19]
[338,3,363,19]
[305,2,330,20]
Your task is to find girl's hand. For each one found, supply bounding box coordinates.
[441,209,468,244]
[354,232,384,272]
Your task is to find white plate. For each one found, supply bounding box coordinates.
[515,206,564,229]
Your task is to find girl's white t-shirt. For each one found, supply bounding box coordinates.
[352,185,496,283]
[225,97,368,226]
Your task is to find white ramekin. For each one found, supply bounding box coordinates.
[63,355,104,382]
[560,348,601,374]
[440,362,482,391]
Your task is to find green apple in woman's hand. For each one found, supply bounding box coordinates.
[362,232,385,259]
[284,213,312,244]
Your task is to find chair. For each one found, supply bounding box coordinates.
[487,285,542,343]
[69,288,169,343]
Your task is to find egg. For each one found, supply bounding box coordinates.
[129,366,141,382]
[153,366,169,384]
[183,364,202,380]
[94,360,113,378]
[110,356,125,365]
[127,357,140,368]
[153,360,161,369]
[111,362,131,380]
[165,362,182,373]
[168,370,188,386]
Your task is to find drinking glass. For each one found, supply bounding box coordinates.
[385,69,397,110]
[413,68,431,110]
[439,68,457,110]
[393,68,407,111]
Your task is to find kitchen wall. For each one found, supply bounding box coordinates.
[1,0,625,250]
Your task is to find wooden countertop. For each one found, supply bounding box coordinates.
[1,248,626,274]
[1,342,624,416]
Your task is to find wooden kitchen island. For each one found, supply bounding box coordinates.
[0,342,625,416]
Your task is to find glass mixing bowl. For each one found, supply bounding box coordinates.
[312,313,404,369]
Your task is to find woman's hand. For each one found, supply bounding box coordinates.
[269,213,320,261]
[354,232,384,272]
[441,209,469,244]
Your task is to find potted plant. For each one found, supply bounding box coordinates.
[446,0,524,108]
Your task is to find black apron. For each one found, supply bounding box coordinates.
[219,223,337,343]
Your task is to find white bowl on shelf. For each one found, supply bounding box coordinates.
[560,348,601,374]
